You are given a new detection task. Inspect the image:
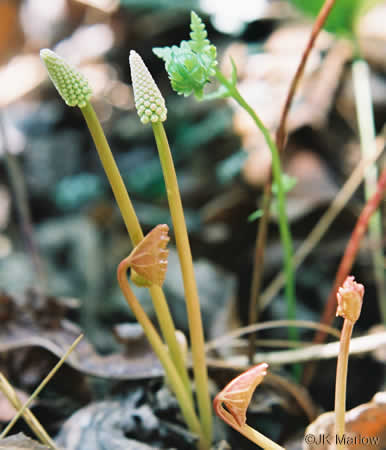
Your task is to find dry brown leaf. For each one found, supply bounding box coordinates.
[284,150,339,222]
[225,26,351,186]
[304,392,386,449]
[0,292,163,380]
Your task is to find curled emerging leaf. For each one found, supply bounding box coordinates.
[214,363,268,427]
[153,11,217,99]
[128,224,170,287]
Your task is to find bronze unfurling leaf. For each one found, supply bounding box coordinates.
[214,363,268,427]
[129,224,170,287]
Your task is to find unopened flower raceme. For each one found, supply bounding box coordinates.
[336,276,364,323]
[40,49,92,108]
[129,50,167,124]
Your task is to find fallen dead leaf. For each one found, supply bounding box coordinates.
[0,291,163,380]
[283,149,339,222]
[303,392,386,449]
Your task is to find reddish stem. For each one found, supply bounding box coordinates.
[276,0,338,152]
[303,166,386,384]
[248,0,338,360]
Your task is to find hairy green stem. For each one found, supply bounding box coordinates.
[214,69,298,343]
[352,58,386,323]
[118,258,208,450]
[80,102,193,401]
[152,121,212,443]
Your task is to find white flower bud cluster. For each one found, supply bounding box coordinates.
[40,49,92,108]
[129,50,167,124]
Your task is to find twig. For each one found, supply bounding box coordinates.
[276,0,339,152]
[205,319,340,352]
[206,331,386,367]
[248,0,338,361]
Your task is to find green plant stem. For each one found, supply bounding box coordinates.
[214,69,298,343]
[334,319,353,448]
[244,0,338,365]
[79,102,192,401]
[352,58,386,323]
[118,258,208,450]
[151,121,212,443]
[81,103,143,244]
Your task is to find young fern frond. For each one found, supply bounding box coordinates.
[189,11,211,53]
[153,11,217,99]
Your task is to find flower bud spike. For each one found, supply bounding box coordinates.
[129,50,167,124]
[336,275,364,323]
[40,49,92,108]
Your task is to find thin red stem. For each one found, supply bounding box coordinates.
[276,0,338,151]
[303,166,386,384]
[248,0,338,359]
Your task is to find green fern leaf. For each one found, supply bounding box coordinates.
[189,11,210,53]
[153,11,217,99]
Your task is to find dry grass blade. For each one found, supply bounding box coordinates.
[0,334,83,439]
[206,331,386,367]
[0,374,57,449]
[205,319,340,352]
[259,135,385,312]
